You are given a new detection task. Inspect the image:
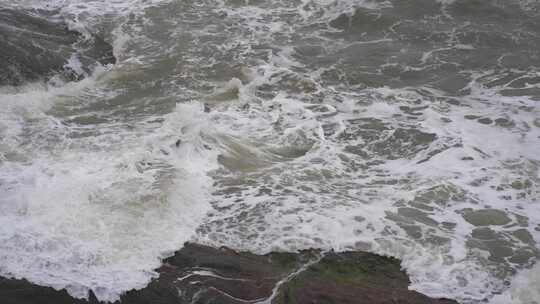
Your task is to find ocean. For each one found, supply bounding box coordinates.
[0,0,539,303]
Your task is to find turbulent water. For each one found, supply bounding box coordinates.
[0,0,539,303]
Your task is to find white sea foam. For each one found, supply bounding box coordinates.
[491,262,540,304]
[1,0,539,303]
[0,98,217,301]
[190,20,540,302]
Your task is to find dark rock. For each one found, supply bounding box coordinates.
[0,277,90,304]
[0,7,115,86]
[0,243,458,304]
[121,243,314,304]
[273,251,457,304]
[203,103,211,112]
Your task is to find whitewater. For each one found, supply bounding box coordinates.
[0,0,539,303]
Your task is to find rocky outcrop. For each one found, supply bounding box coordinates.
[272,251,457,304]
[0,278,89,304]
[0,7,115,86]
[0,243,458,304]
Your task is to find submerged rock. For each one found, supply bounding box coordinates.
[0,7,115,86]
[0,243,457,304]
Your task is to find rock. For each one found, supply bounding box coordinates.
[273,251,457,304]
[0,277,90,304]
[0,243,458,304]
[122,243,315,304]
[0,7,115,86]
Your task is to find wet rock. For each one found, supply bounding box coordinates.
[0,277,90,304]
[0,7,115,86]
[121,243,313,304]
[203,103,211,112]
[273,251,456,304]
[0,243,458,304]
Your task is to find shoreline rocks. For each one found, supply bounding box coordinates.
[1,243,458,304]
[0,7,115,86]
